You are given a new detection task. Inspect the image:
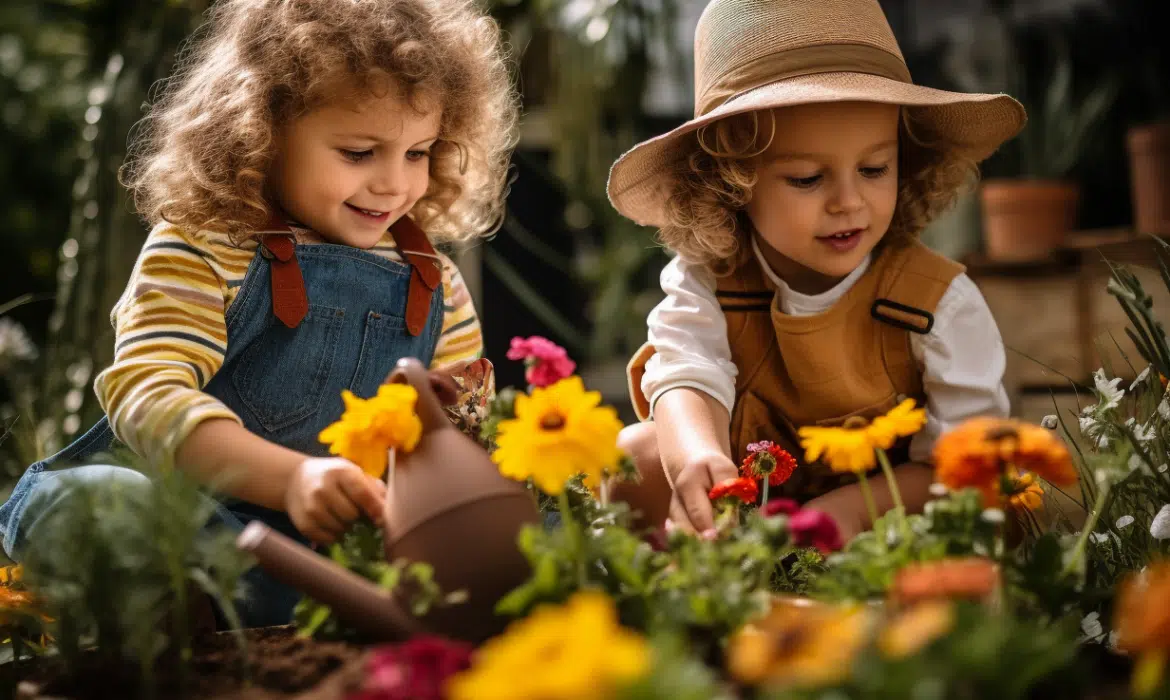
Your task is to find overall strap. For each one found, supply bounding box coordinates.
[256,214,309,329]
[389,216,442,337]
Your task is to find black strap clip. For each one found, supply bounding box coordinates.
[870,298,934,334]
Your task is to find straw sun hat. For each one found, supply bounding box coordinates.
[606,0,1027,228]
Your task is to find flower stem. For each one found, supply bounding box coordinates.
[1063,481,1111,578]
[857,471,885,554]
[761,479,770,508]
[558,489,588,588]
[875,448,909,540]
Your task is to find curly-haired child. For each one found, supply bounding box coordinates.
[0,0,518,626]
[610,0,1026,541]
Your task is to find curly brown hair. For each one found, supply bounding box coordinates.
[659,107,979,270]
[123,0,519,244]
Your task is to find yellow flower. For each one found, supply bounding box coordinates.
[798,424,876,474]
[1005,471,1045,511]
[867,399,928,450]
[798,400,927,474]
[318,384,423,479]
[491,376,624,495]
[878,601,955,659]
[727,601,872,689]
[446,591,650,700]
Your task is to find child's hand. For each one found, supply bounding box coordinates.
[667,450,739,535]
[286,457,387,545]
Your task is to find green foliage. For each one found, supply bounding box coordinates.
[811,490,997,602]
[616,634,736,700]
[496,501,800,644]
[19,449,253,692]
[292,519,467,642]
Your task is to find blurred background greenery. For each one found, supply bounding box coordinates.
[1,0,1168,479]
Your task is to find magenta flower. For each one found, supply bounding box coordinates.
[760,498,801,517]
[788,509,843,554]
[506,335,576,388]
[347,636,473,700]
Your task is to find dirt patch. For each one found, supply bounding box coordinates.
[3,626,369,700]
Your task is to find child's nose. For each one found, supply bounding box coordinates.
[370,162,409,196]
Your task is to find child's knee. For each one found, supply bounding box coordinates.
[618,422,659,472]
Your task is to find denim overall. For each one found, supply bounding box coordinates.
[0,232,444,627]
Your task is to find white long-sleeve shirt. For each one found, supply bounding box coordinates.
[641,238,1010,462]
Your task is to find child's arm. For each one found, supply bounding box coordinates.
[803,463,935,542]
[655,387,739,533]
[640,256,741,533]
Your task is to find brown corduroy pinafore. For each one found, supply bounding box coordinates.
[628,240,964,501]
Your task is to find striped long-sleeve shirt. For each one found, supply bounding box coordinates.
[94,222,483,465]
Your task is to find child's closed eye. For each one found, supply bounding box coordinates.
[340,148,374,163]
[406,149,431,162]
[785,174,822,189]
[860,164,890,178]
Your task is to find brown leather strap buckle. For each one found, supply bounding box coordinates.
[261,234,308,328]
[390,217,441,337]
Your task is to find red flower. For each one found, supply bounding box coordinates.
[788,509,843,554]
[506,336,577,388]
[742,441,798,486]
[761,498,801,517]
[708,476,759,504]
[347,636,473,700]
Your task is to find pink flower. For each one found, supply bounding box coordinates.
[760,498,800,517]
[506,336,576,388]
[788,509,843,554]
[348,636,472,700]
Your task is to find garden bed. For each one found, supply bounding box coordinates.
[2,626,367,700]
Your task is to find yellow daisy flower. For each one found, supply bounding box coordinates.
[878,601,956,659]
[728,601,872,688]
[798,424,876,474]
[318,384,423,479]
[446,591,650,700]
[490,376,624,495]
[866,399,928,450]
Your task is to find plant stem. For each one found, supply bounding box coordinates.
[1063,482,1112,578]
[761,479,770,507]
[875,448,909,540]
[558,489,588,588]
[857,472,885,554]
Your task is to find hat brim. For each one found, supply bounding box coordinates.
[607,71,1026,227]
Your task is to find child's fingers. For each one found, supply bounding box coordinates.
[341,471,386,525]
[323,487,360,525]
[305,502,347,539]
[667,498,696,534]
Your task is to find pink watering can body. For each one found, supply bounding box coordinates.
[238,357,540,643]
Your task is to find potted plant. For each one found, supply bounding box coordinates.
[1126,47,1170,236]
[980,35,1118,261]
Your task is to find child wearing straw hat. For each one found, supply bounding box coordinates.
[611,0,1026,540]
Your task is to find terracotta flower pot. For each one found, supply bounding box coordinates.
[239,358,541,644]
[1128,122,1170,235]
[980,179,1080,262]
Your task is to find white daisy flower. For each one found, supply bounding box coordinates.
[1131,366,1152,391]
[1116,515,1135,529]
[1094,368,1125,410]
[1151,505,1170,540]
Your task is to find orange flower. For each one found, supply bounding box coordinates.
[889,557,999,608]
[933,418,1075,493]
[709,476,759,504]
[980,470,1045,510]
[1115,562,1170,696]
[728,601,872,688]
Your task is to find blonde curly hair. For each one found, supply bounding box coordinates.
[123,0,519,244]
[660,107,978,270]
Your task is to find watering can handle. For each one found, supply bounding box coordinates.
[387,357,451,433]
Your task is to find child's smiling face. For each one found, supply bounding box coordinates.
[269,90,441,248]
[745,101,901,294]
